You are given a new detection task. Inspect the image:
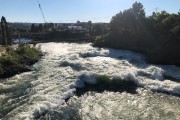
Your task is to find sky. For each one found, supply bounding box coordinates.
[0,0,179,23]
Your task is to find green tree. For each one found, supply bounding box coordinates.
[1,16,11,45]
[132,1,145,20]
[76,20,81,26]
[148,10,180,41]
[31,24,36,33]
[88,21,92,26]
[95,2,180,65]
[87,20,92,32]
[109,2,147,50]
[110,2,146,35]
[93,23,103,35]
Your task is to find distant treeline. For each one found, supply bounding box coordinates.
[94,2,180,66]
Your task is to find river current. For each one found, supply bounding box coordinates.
[0,43,180,120]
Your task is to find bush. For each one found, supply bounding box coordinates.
[95,34,109,42]
[95,35,103,41]
[0,44,42,78]
[15,44,42,64]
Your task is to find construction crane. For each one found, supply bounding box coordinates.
[36,0,46,23]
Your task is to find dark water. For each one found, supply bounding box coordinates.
[12,38,33,44]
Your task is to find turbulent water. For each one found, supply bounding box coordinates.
[0,42,180,120]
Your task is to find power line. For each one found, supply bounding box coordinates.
[36,0,46,23]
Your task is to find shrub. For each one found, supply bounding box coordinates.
[95,35,103,41]
[0,44,42,78]
[15,44,42,64]
[95,34,109,42]
[0,51,19,66]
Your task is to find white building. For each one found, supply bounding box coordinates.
[68,26,83,30]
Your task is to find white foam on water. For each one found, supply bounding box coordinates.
[62,89,180,120]
[1,42,180,119]
[61,88,76,100]
[0,94,6,99]
[146,66,164,80]
[0,83,7,88]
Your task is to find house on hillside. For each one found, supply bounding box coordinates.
[67,25,88,33]
[68,25,82,30]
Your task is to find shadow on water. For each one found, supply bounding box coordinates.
[74,74,180,99]
[163,75,180,83]
[79,47,146,68]
[75,80,180,100]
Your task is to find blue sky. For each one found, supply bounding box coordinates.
[0,0,179,23]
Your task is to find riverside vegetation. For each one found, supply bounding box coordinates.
[94,2,180,66]
[0,16,43,78]
[0,44,42,78]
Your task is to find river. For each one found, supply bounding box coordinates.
[0,42,180,120]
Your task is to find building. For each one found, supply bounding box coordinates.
[67,25,88,33]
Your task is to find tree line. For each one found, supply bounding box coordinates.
[95,2,180,65]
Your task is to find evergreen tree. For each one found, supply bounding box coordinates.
[1,16,11,45]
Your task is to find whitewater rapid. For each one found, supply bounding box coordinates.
[0,42,180,120]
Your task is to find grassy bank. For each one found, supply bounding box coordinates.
[0,44,43,78]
